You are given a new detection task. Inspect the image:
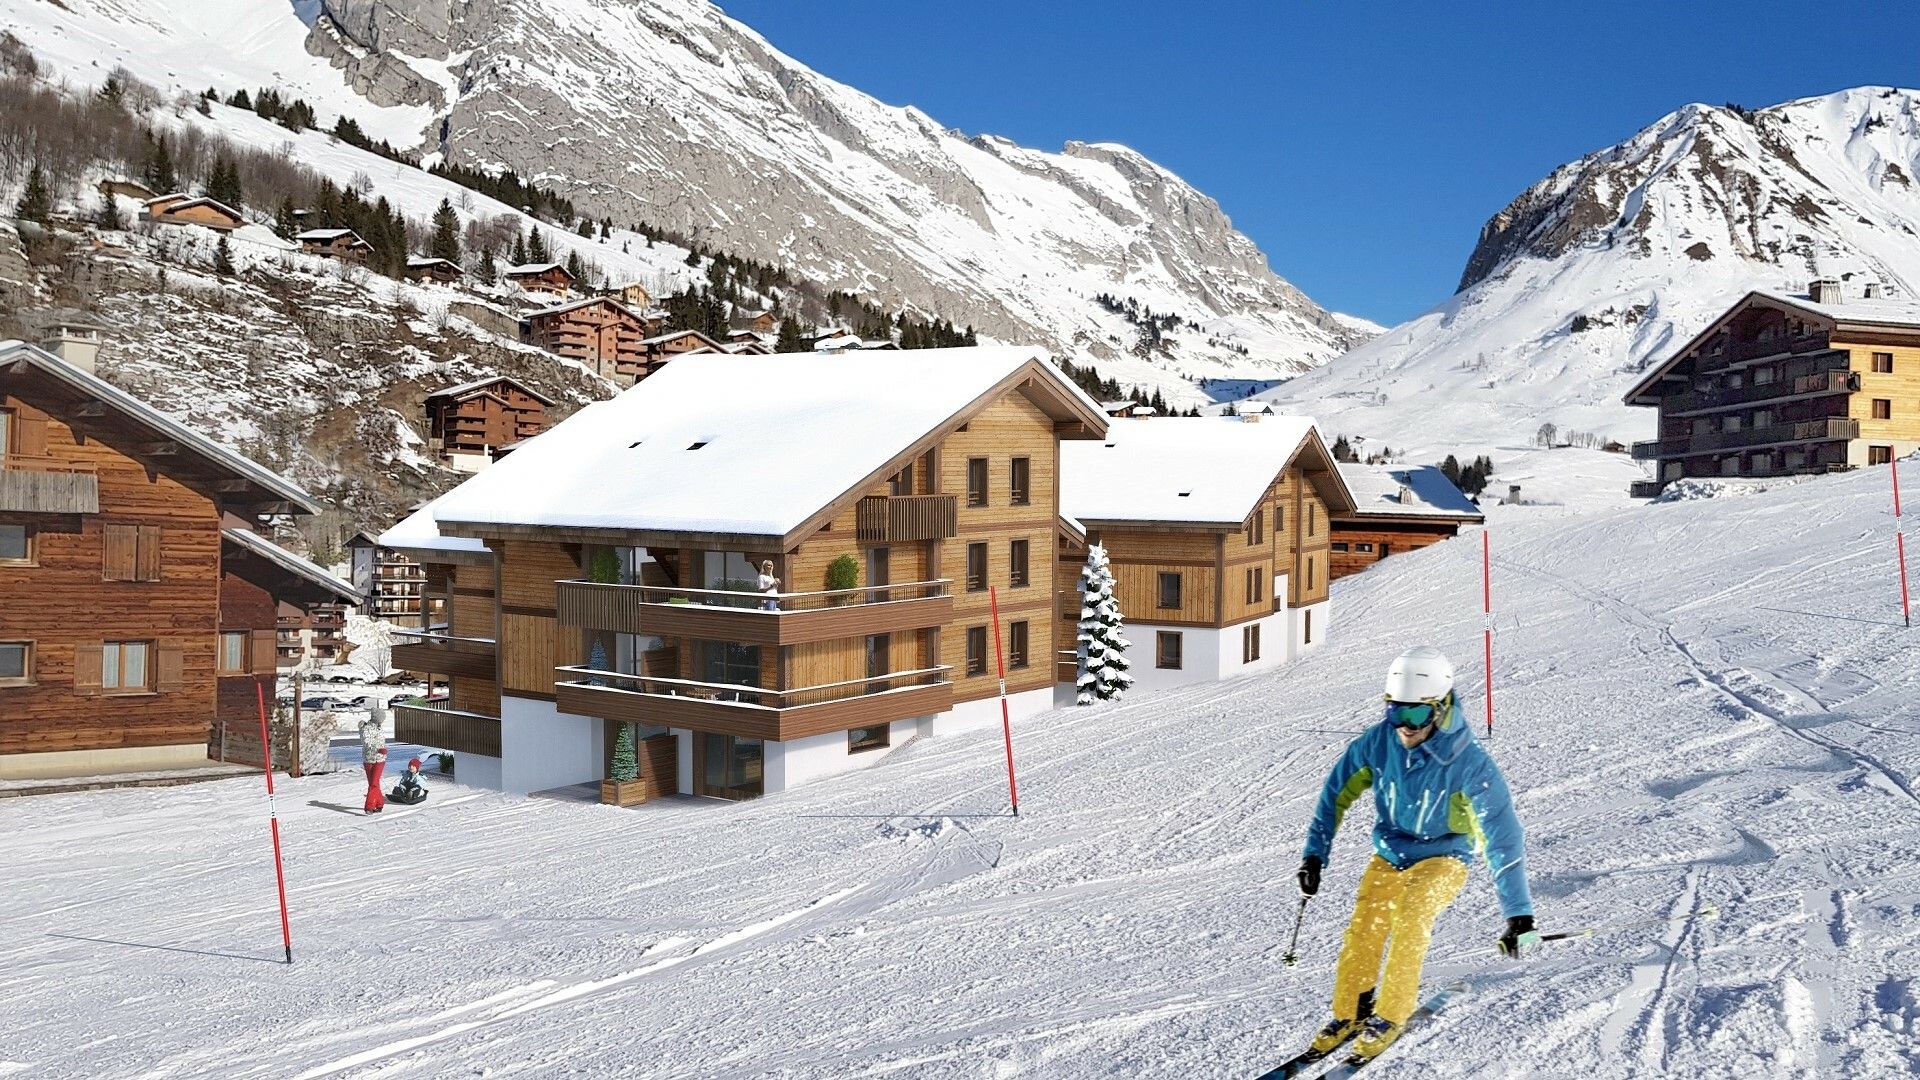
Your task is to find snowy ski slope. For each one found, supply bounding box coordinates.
[1,468,1916,1077]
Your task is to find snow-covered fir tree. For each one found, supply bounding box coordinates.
[1075,544,1132,705]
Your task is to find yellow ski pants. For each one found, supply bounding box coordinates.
[1332,854,1468,1024]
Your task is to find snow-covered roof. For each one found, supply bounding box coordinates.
[295,227,363,243]
[407,256,458,268]
[526,295,640,321]
[428,346,1102,540]
[505,262,569,276]
[221,528,362,604]
[378,502,490,556]
[814,334,862,351]
[1062,416,1327,526]
[424,375,556,406]
[641,329,723,347]
[1335,464,1484,521]
[1752,288,1920,327]
[0,340,319,514]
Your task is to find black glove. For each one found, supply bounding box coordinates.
[1497,915,1540,958]
[1297,856,1322,898]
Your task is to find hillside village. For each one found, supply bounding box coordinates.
[2,4,1919,1078]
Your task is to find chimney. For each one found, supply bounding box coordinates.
[1864,282,1883,300]
[1507,484,1522,505]
[37,317,105,374]
[1396,484,1413,505]
[1809,278,1843,304]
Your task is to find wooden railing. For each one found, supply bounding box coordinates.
[555,663,951,710]
[390,628,497,680]
[1633,417,1859,460]
[1664,363,1855,415]
[856,494,958,542]
[0,456,100,514]
[393,698,501,757]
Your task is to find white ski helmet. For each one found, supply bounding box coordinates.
[1383,646,1454,703]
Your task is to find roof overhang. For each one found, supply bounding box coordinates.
[222,528,361,606]
[1622,291,1843,407]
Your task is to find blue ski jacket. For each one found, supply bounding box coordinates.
[1302,699,1533,918]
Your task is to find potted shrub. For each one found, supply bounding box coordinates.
[600,723,647,807]
[825,554,860,606]
[588,548,621,584]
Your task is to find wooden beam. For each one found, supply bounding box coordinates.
[141,440,181,457]
[213,479,253,493]
[73,400,109,417]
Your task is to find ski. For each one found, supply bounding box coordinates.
[1316,982,1470,1078]
[1252,1041,1346,1080]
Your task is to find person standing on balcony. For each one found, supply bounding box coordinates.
[359,709,388,814]
[758,560,781,612]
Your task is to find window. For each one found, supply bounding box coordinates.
[865,633,891,695]
[1355,543,1374,553]
[702,642,762,689]
[967,457,988,507]
[890,466,913,496]
[1873,399,1892,420]
[1010,538,1030,587]
[965,625,988,677]
[103,524,162,582]
[218,631,248,675]
[1157,572,1181,610]
[1331,541,1349,553]
[1245,566,1263,604]
[966,542,987,592]
[1306,557,1316,591]
[1307,504,1317,536]
[1753,366,1775,386]
[0,409,9,462]
[1873,352,1894,373]
[1304,609,1313,645]
[1242,623,1261,664]
[1274,507,1285,533]
[102,640,152,693]
[1245,509,1264,546]
[0,523,30,564]
[1156,631,1183,670]
[1008,620,1029,669]
[1870,445,1894,466]
[867,546,890,603]
[1010,457,1030,506]
[0,641,29,686]
[848,725,890,753]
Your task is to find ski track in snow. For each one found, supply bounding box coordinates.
[3,469,1920,1077]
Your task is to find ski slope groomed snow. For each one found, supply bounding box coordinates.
[3,468,1918,1078]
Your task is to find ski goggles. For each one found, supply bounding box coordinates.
[1384,698,1445,729]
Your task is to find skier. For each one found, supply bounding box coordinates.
[359,709,387,815]
[389,756,429,805]
[1295,646,1538,1065]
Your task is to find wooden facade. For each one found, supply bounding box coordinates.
[406,257,462,284]
[144,195,243,232]
[523,298,650,385]
[424,377,553,466]
[504,263,574,296]
[295,229,373,263]
[1329,519,1462,580]
[1624,287,1920,496]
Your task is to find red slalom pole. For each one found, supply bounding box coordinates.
[255,682,295,964]
[1895,458,1912,628]
[988,586,1020,816]
[1481,530,1494,737]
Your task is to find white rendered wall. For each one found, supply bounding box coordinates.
[1288,599,1331,658]
[675,728,694,795]
[498,695,602,794]
[930,686,1054,737]
[454,752,503,792]
[1123,623,1228,693]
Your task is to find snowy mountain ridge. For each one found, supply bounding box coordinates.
[1260,86,1920,462]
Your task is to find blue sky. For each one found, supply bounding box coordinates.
[718,1,1919,326]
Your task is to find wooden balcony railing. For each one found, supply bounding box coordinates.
[556,578,952,646]
[393,698,501,757]
[0,456,100,514]
[1664,365,1856,415]
[390,628,497,680]
[1633,417,1859,460]
[553,664,953,742]
[856,494,958,543]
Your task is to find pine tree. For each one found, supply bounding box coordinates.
[212,234,234,276]
[774,315,809,353]
[97,73,124,105]
[588,637,611,689]
[527,227,547,263]
[143,134,178,193]
[609,722,639,782]
[429,198,461,263]
[14,164,51,225]
[1075,545,1133,705]
[206,155,242,208]
[477,245,497,284]
[565,248,585,282]
[97,191,123,230]
[510,230,528,267]
[1440,454,1461,485]
[273,196,298,239]
[227,88,252,110]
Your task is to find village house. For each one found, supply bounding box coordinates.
[1624,281,1920,496]
[143,194,244,232]
[294,228,374,264]
[503,262,575,297]
[275,598,350,667]
[1329,464,1482,580]
[346,530,436,629]
[522,296,650,385]
[1057,415,1354,692]
[742,309,781,335]
[0,340,356,780]
[97,178,157,203]
[423,376,554,473]
[405,256,463,284]
[615,281,653,309]
[379,346,1108,799]
[637,328,729,378]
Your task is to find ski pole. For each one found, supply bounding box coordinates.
[1281,896,1308,966]
[1489,904,1721,957]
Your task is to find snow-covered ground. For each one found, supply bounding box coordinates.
[3,466,1917,1078]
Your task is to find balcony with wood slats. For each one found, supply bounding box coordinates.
[390,628,497,680]
[553,665,953,742]
[393,698,501,756]
[856,493,958,542]
[0,456,100,514]
[1663,363,1857,416]
[555,578,953,646]
[1632,417,1860,460]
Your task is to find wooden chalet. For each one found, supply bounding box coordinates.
[615,281,653,308]
[745,309,780,334]
[523,296,650,385]
[379,346,1109,799]
[98,178,157,203]
[143,194,244,232]
[1623,281,1920,496]
[503,262,575,296]
[638,328,728,377]
[424,376,554,473]
[1329,464,1482,580]
[406,256,463,284]
[294,228,374,264]
[1058,415,1355,691]
[0,340,354,780]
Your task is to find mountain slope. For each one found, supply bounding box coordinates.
[1260,86,1920,457]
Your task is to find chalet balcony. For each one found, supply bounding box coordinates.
[390,628,497,680]
[393,698,501,757]
[1632,417,1860,460]
[0,456,100,514]
[856,494,958,543]
[553,665,953,742]
[1663,364,1858,416]
[555,578,953,646]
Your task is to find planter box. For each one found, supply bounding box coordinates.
[601,779,649,807]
